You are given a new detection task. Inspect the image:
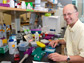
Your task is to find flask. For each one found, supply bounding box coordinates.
[14,48,20,61]
[35,32,39,42]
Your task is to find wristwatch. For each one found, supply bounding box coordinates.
[67,56,70,63]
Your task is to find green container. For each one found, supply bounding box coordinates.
[45,13,51,16]
[25,2,33,8]
[0,45,8,54]
[26,9,34,11]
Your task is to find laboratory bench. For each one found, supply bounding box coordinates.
[0,28,66,63]
[0,45,61,63]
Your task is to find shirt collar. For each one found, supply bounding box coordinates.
[68,19,80,32]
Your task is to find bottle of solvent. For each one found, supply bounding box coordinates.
[8,39,15,54]
[35,32,39,42]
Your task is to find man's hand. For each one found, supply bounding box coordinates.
[48,53,67,61]
[49,40,59,48]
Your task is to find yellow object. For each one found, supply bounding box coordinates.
[36,41,46,48]
[6,28,10,31]
[3,0,7,4]
[2,39,7,44]
[3,30,5,32]
[32,34,41,37]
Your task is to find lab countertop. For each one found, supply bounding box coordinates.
[0,45,61,63]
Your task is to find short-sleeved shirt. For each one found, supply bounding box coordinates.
[64,19,84,57]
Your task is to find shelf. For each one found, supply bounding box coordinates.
[0,6,54,13]
[47,0,53,5]
[21,21,29,25]
[47,0,56,7]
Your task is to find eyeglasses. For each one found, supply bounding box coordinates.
[63,12,76,17]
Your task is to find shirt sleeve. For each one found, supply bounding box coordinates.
[79,30,84,57]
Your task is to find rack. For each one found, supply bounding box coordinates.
[0,6,54,34]
[0,6,54,13]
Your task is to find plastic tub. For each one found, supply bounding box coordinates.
[18,42,29,51]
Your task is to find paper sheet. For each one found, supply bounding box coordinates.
[33,61,49,63]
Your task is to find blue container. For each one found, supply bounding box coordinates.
[31,31,41,34]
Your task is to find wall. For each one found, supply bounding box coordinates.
[58,0,82,18]
[58,0,72,6]
[77,0,82,17]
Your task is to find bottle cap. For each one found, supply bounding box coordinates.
[9,39,14,42]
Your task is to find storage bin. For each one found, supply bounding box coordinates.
[18,42,29,51]
[31,29,41,34]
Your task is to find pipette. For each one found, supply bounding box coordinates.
[19,47,34,63]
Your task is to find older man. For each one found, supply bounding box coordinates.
[48,4,84,63]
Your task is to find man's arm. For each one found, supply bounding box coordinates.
[48,53,84,62]
[58,39,66,45]
[49,39,66,48]
[69,55,84,62]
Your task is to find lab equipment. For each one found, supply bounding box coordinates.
[21,1,26,9]
[36,41,46,48]
[0,44,8,54]
[32,47,42,56]
[0,39,3,47]
[34,50,45,61]
[30,41,37,47]
[42,16,61,34]
[31,47,45,61]
[24,34,33,42]
[8,39,15,54]
[45,46,56,53]
[19,47,34,63]
[31,29,41,34]
[35,32,39,42]
[40,39,49,45]
[18,42,29,51]
[14,48,20,61]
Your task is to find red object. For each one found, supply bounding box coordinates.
[14,54,20,61]
[7,0,10,2]
[18,3,21,5]
[41,33,48,36]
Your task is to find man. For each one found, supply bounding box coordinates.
[48,4,84,63]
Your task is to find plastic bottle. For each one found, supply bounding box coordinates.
[0,0,3,3]
[27,3,32,9]
[8,39,15,54]
[7,0,10,4]
[35,32,39,42]
[3,0,7,4]
[14,48,20,61]
[10,0,15,8]
[0,39,3,47]
[21,1,26,9]
[38,25,41,29]
[14,1,17,8]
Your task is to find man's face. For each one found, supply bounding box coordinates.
[63,7,78,26]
